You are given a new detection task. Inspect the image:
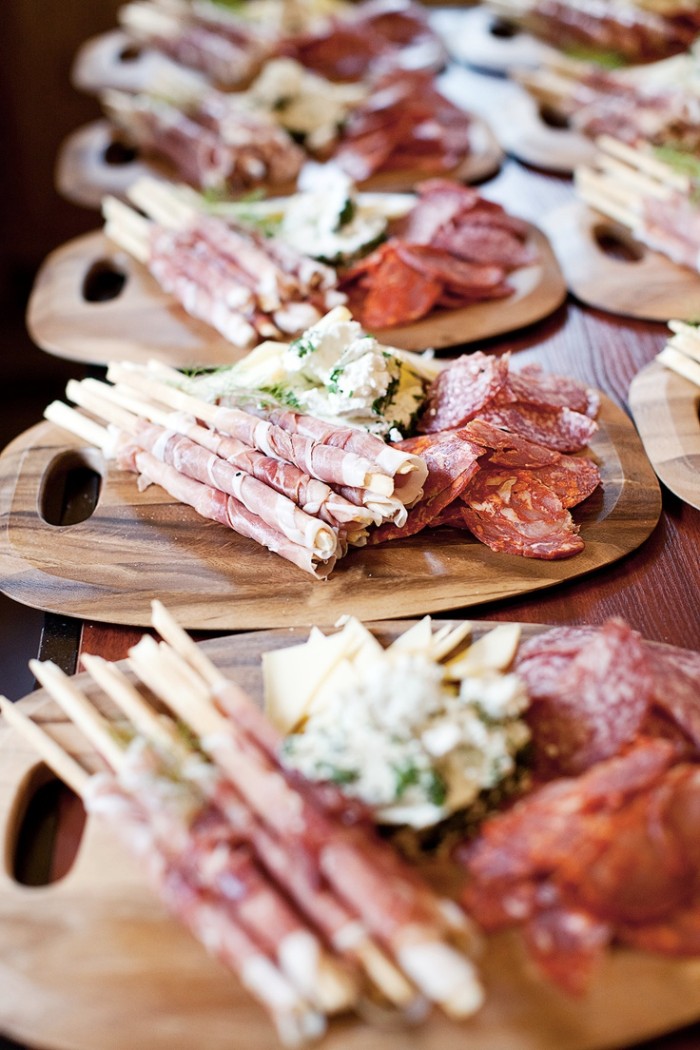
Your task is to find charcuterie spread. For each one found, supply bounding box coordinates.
[43,306,601,576]
[514,49,700,152]
[482,0,700,64]
[6,607,700,1046]
[101,173,543,345]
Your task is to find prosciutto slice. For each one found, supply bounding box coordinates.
[118,443,337,577]
[129,418,340,558]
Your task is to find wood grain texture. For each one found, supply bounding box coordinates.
[628,360,700,511]
[0,393,660,629]
[4,623,700,1050]
[26,230,249,369]
[25,222,565,365]
[542,201,700,322]
[54,113,504,212]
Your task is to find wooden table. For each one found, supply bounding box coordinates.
[5,155,700,1050]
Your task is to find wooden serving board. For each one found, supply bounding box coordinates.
[71,28,186,97]
[26,224,565,367]
[54,114,504,211]
[438,64,595,175]
[629,359,700,511]
[0,395,661,630]
[432,6,556,74]
[3,623,700,1050]
[542,201,700,322]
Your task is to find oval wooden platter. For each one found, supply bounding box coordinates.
[3,622,700,1050]
[26,224,565,367]
[71,28,184,97]
[54,113,504,212]
[0,394,661,630]
[542,201,700,322]
[628,358,700,511]
[437,64,595,175]
[431,6,556,74]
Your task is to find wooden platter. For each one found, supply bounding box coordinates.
[26,223,565,367]
[3,622,700,1050]
[0,395,661,630]
[431,6,555,74]
[437,65,594,174]
[71,28,182,97]
[542,201,700,322]
[54,115,504,211]
[628,358,700,511]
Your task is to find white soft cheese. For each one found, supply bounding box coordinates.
[281,637,531,826]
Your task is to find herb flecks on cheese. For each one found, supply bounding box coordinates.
[185,305,434,439]
[265,618,531,829]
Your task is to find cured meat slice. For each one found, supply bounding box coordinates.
[394,244,511,297]
[342,242,443,328]
[525,456,600,509]
[514,619,655,775]
[366,431,483,543]
[257,406,429,507]
[118,443,336,577]
[457,467,585,560]
[418,353,510,434]
[479,401,598,453]
[432,225,536,269]
[130,418,340,557]
[505,366,600,419]
[462,418,559,467]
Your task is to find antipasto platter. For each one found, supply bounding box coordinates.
[0,384,660,629]
[3,619,700,1050]
[629,358,700,511]
[54,113,504,211]
[26,218,566,368]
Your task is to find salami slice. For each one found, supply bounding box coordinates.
[480,401,598,453]
[366,431,483,544]
[515,619,655,775]
[418,353,510,434]
[457,467,585,560]
[341,242,443,328]
[463,418,560,467]
[505,367,600,417]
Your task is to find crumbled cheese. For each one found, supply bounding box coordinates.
[277,621,531,827]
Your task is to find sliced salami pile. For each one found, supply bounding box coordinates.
[368,352,601,559]
[340,180,537,329]
[458,620,700,995]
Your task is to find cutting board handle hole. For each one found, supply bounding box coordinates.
[119,42,143,63]
[39,450,103,526]
[82,260,127,302]
[538,104,570,130]
[103,139,139,167]
[489,16,519,38]
[10,764,86,886]
[593,224,644,263]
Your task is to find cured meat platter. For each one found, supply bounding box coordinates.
[541,201,700,322]
[629,359,700,512]
[0,392,660,630]
[26,224,566,367]
[54,113,505,212]
[3,621,700,1050]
